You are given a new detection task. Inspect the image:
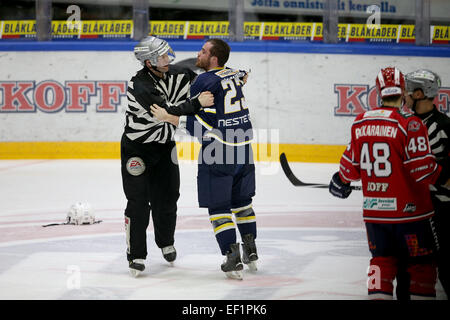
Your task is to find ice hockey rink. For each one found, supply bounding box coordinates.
[0,159,446,301]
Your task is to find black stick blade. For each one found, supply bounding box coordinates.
[279,152,362,190]
[279,153,328,188]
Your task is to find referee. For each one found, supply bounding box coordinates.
[398,69,450,299]
[122,36,213,277]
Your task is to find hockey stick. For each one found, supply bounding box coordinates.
[42,220,102,227]
[279,152,362,190]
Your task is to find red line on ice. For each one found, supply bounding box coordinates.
[0,211,363,244]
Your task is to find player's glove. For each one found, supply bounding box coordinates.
[238,69,250,85]
[329,172,352,199]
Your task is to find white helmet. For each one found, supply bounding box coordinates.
[67,202,95,225]
[405,69,441,98]
[134,36,175,67]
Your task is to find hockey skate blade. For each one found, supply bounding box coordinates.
[246,261,258,272]
[129,268,142,278]
[225,270,243,280]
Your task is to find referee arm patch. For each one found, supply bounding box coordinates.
[126,157,146,176]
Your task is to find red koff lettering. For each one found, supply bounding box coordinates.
[66,82,96,112]
[334,85,368,116]
[97,82,126,112]
[34,81,66,112]
[0,82,35,112]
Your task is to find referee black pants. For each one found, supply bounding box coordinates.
[120,134,180,262]
[434,200,450,298]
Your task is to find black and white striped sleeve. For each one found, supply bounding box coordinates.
[124,80,176,144]
[426,111,450,202]
[427,120,449,162]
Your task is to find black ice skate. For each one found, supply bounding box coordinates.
[221,243,244,280]
[129,259,145,277]
[242,234,258,272]
[161,245,177,265]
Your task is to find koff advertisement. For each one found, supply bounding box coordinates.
[1,49,449,145]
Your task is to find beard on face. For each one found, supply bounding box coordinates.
[196,57,209,70]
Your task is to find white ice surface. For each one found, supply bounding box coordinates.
[0,160,445,300]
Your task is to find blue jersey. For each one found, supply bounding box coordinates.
[185,67,253,146]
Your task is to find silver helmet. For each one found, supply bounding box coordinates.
[405,69,441,98]
[134,36,175,67]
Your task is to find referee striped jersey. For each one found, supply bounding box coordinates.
[125,65,200,144]
[418,105,450,203]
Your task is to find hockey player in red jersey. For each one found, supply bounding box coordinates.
[329,67,449,299]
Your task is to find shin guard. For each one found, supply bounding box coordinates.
[368,256,398,300]
[408,263,437,299]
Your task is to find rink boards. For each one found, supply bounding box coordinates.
[1,41,449,162]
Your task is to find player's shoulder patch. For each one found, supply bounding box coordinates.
[407,118,422,132]
[363,109,393,118]
[214,67,239,78]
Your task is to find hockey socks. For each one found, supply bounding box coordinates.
[210,213,237,255]
[233,204,257,241]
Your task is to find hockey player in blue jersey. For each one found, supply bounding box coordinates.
[151,39,258,280]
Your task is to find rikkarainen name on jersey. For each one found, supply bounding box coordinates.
[355,125,398,140]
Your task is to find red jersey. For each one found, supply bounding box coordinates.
[339,106,442,224]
